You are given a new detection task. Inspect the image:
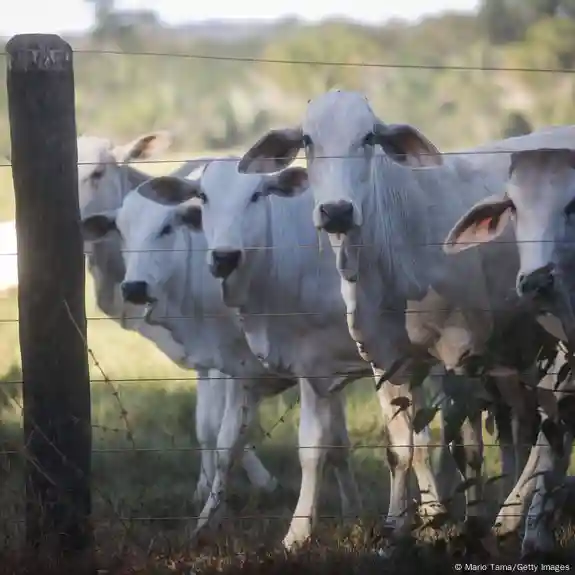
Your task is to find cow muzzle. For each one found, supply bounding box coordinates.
[121,280,154,305]
[316,201,355,234]
[210,249,242,279]
[517,263,555,299]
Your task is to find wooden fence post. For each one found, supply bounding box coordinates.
[5,34,93,565]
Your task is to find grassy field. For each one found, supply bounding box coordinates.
[0,151,574,572]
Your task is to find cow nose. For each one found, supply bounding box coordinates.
[210,249,242,279]
[318,201,355,234]
[121,281,151,305]
[517,264,555,298]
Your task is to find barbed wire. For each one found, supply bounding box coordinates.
[1,236,575,257]
[1,47,574,76]
[0,146,572,168]
[64,300,137,450]
[0,373,572,385]
[3,376,138,541]
[0,306,567,322]
[0,443,566,456]
[1,511,548,524]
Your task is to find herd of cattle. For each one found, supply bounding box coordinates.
[48,89,575,556]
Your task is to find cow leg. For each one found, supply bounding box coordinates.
[493,407,534,502]
[492,374,536,498]
[283,377,354,550]
[325,385,362,520]
[451,410,486,525]
[511,412,535,486]
[521,430,572,556]
[493,430,549,536]
[426,371,457,502]
[376,378,446,534]
[193,372,276,506]
[193,369,226,506]
[436,405,457,502]
[234,378,277,494]
[190,378,258,541]
[493,402,516,500]
[241,447,278,494]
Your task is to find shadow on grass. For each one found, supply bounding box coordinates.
[0,373,431,551]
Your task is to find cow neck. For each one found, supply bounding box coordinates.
[239,194,274,317]
[162,225,197,326]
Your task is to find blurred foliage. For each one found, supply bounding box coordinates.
[0,1,575,157]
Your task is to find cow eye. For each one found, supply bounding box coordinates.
[250,191,262,203]
[302,134,313,156]
[159,224,172,237]
[198,191,208,203]
[362,132,376,147]
[91,168,105,181]
[565,198,575,217]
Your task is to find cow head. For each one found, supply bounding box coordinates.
[237,90,442,239]
[136,161,308,307]
[444,148,575,339]
[85,176,202,306]
[77,131,172,221]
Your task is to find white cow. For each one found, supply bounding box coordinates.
[131,160,542,545]
[444,137,575,555]
[80,172,362,550]
[235,90,560,534]
[128,160,450,547]
[76,133,281,510]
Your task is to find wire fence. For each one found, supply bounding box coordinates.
[0,147,573,168]
[1,45,575,567]
[2,47,575,74]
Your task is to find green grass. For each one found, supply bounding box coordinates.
[0,151,574,571]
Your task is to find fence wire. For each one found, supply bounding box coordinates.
[0,147,573,168]
[1,47,575,75]
[1,45,575,560]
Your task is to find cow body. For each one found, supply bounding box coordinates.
[236,90,559,537]
[135,156,544,545]
[444,131,575,555]
[77,134,282,528]
[81,170,370,550]
[135,159,454,545]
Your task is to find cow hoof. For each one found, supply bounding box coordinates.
[492,514,523,537]
[282,532,311,552]
[419,501,448,518]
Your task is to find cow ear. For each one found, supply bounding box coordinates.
[112,131,173,164]
[373,123,443,167]
[81,214,118,242]
[443,195,514,254]
[238,128,303,174]
[138,176,200,206]
[266,166,308,198]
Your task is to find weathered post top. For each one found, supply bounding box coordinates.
[6,34,73,71]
